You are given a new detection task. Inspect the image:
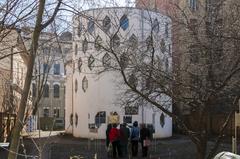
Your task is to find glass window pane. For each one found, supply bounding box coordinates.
[54,64,60,75]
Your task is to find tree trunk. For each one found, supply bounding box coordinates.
[8,59,35,159]
[8,0,46,158]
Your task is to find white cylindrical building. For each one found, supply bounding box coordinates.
[65,7,172,139]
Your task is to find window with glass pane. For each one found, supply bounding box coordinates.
[165,23,169,38]
[43,108,49,117]
[75,113,78,126]
[152,18,159,32]
[102,53,111,68]
[120,15,129,30]
[75,79,78,92]
[73,62,75,73]
[160,113,165,127]
[53,84,60,98]
[54,108,60,118]
[77,22,83,37]
[189,0,197,11]
[43,47,50,54]
[129,34,138,50]
[75,44,78,55]
[95,35,102,51]
[165,57,169,71]
[54,64,60,75]
[146,36,153,51]
[125,107,138,115]
[160,39,166,53]
[43,84,49,97]
[82,38,88,53]
[128,74,137,88]
[123,116,132,123]
[78,58,82,72]
[82,76,88,92]
[88,55,95,70]
[43,63,49,73]
[110,34,120,48]
[95,111,106,126]
[32,83,36,97]
[120,53,128,70]
[87,18,94,33]
[103,16,111,32]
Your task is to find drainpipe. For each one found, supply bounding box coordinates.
[72,63,74,134]
[10,47,13,112]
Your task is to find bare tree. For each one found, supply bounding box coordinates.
[5,1,63,159]
[73,1,240,158]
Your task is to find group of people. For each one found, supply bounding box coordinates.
[106,121,152,158]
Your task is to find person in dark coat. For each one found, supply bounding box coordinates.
[131,121,140,157]
[140,124,151,157]
[106,124,112,148]
[119,123,130,157]
[109,123,122,158]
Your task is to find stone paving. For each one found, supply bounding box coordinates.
[0,132,235,159]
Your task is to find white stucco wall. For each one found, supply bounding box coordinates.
[66,7,172,139]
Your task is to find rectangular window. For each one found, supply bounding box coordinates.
[125,107,138,115]
[43,84,49,98]
[54,108,60,118]
[189,0,197,11]
[43,63,49,73]
[95,111,106,124]
[123,116,132,123]
[43,47,50,54]
[43,108,49,117]
[32,83,36,97]
[54,64,60,75]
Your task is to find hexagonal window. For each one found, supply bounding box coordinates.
[152,18,159,33]
[82,38,88,53]
[160,113,165,127]
[128,74,137,88]
[77,22,83,37]
[75,113,78,127]
[95,35,102,51]
[75,79,78,92]
[165,57,169,71]
[120,53,128,70]
[146,36,153,51]
[82,76,88,92]
[120,14,129,31]
[160,39,166,53]
[87,18,94,33]
[103,16,111,32]
[75,44,78,55]
[165,22,169,38]
[110,34,120,48]
[78,57,82,73]
[73,62,75,73]
[88,55,95,70]
[129,34,138,50]
[102,53,111,68]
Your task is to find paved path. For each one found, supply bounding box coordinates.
[0,132,234,159]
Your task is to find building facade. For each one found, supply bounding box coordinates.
[136,0,240,135]
[21,29,73,130]
[65,7,172,139]
[0,28,30,141]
